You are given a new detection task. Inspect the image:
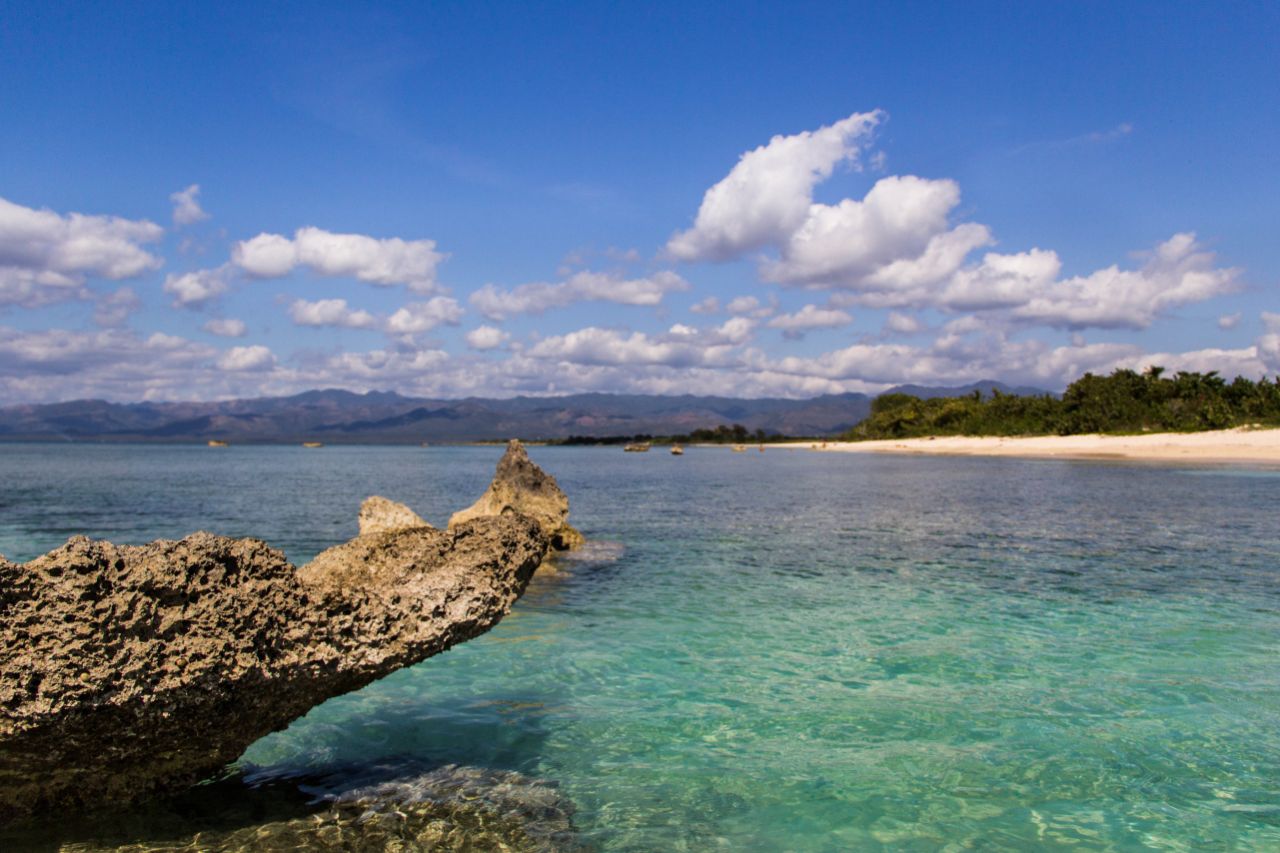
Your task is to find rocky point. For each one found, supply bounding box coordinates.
[0,440,576,825]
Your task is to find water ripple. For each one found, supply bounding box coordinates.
[3,445,1279,849]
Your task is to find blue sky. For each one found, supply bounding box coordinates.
[1,1,1277,402]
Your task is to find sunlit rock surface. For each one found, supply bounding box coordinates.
[357,495,432,536]
[450,440,584,552]
[0,447,577,823]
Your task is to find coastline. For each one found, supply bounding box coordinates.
[789,427,1280,464]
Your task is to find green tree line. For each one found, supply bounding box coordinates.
[552,423,774,446]
[843,368,1280,440]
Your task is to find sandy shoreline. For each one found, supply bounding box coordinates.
[782,427,1280,464]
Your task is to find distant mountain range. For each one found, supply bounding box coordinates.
[0,381,1049,443]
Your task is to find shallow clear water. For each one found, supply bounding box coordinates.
[3,444,1280,850]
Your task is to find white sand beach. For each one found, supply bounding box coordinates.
[796,427,1280,464]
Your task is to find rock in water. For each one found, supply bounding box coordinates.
[357,495,431,535]
[0,514,546,824]
[449,440,584,551]
[64,765,587,853]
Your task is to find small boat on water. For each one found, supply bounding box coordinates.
[302,441,324,448]
[731,444,747,452]
[207,440,228,448]
[671,445,684,456]
[624,442,651,452]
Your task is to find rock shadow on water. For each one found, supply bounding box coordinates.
[36,675,591,851]
[220,676,583,848]
[249,677,570,777]
[0,759,591,852]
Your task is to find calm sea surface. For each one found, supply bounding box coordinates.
[3,443,1280,850]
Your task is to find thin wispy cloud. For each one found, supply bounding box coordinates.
[1010,122,1135,155]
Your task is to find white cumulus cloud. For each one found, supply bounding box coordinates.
[662,115,1004,305]
[667,110,883,262]
[233,226,446,293]
[935,248,1062,311]
[861,223,996,300]
[0,195,164,307]
[1258,336,1280,373]
[529,328,692,367]
[470,269,689,321]
[529,322,747,369]
[766,304,853,339]
[0,326,222,403]
[323,348,450,381]
[93,286,142,328]
[163,266,232,307]
[217,344,276,372]
[465,325,510,350]
[169,185,209,226]
[884,311,924,335]
[386,296,464,334]
[288,298,379,329]
[663,115,1241,335]
[665,316,758,347]
[763,176,990,289]
[526,316,758,372]
[725,295,778,318]
[1011,233,1241,329]
[233,233,297,278]
[1258,313,1280,372]
[203,318,247,338]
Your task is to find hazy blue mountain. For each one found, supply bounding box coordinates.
[0,382,1048,443]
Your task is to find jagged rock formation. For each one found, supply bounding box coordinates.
[450,440,584,551]
[357,495,431,535]
[0,447,570,825]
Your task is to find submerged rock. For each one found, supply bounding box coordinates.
[0,489,554,823]
[226,766,588,853]
[76,765,586,853]
[358,495,431,536]
[450,440,584,552]
[2,763,588,852]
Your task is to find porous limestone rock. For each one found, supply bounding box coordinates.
[357,495,431,535]
[0,515,546,824]
[449,440,584,551]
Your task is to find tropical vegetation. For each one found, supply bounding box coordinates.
[552,424,774,446]
[843,368,1280,440]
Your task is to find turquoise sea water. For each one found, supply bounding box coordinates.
[3,443,1280,850]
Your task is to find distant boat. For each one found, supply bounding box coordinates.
[731,444,747,452]
[671,445,684,455]
[207,440,228,448]
[302,441,324,448]
[624,442,651,452]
